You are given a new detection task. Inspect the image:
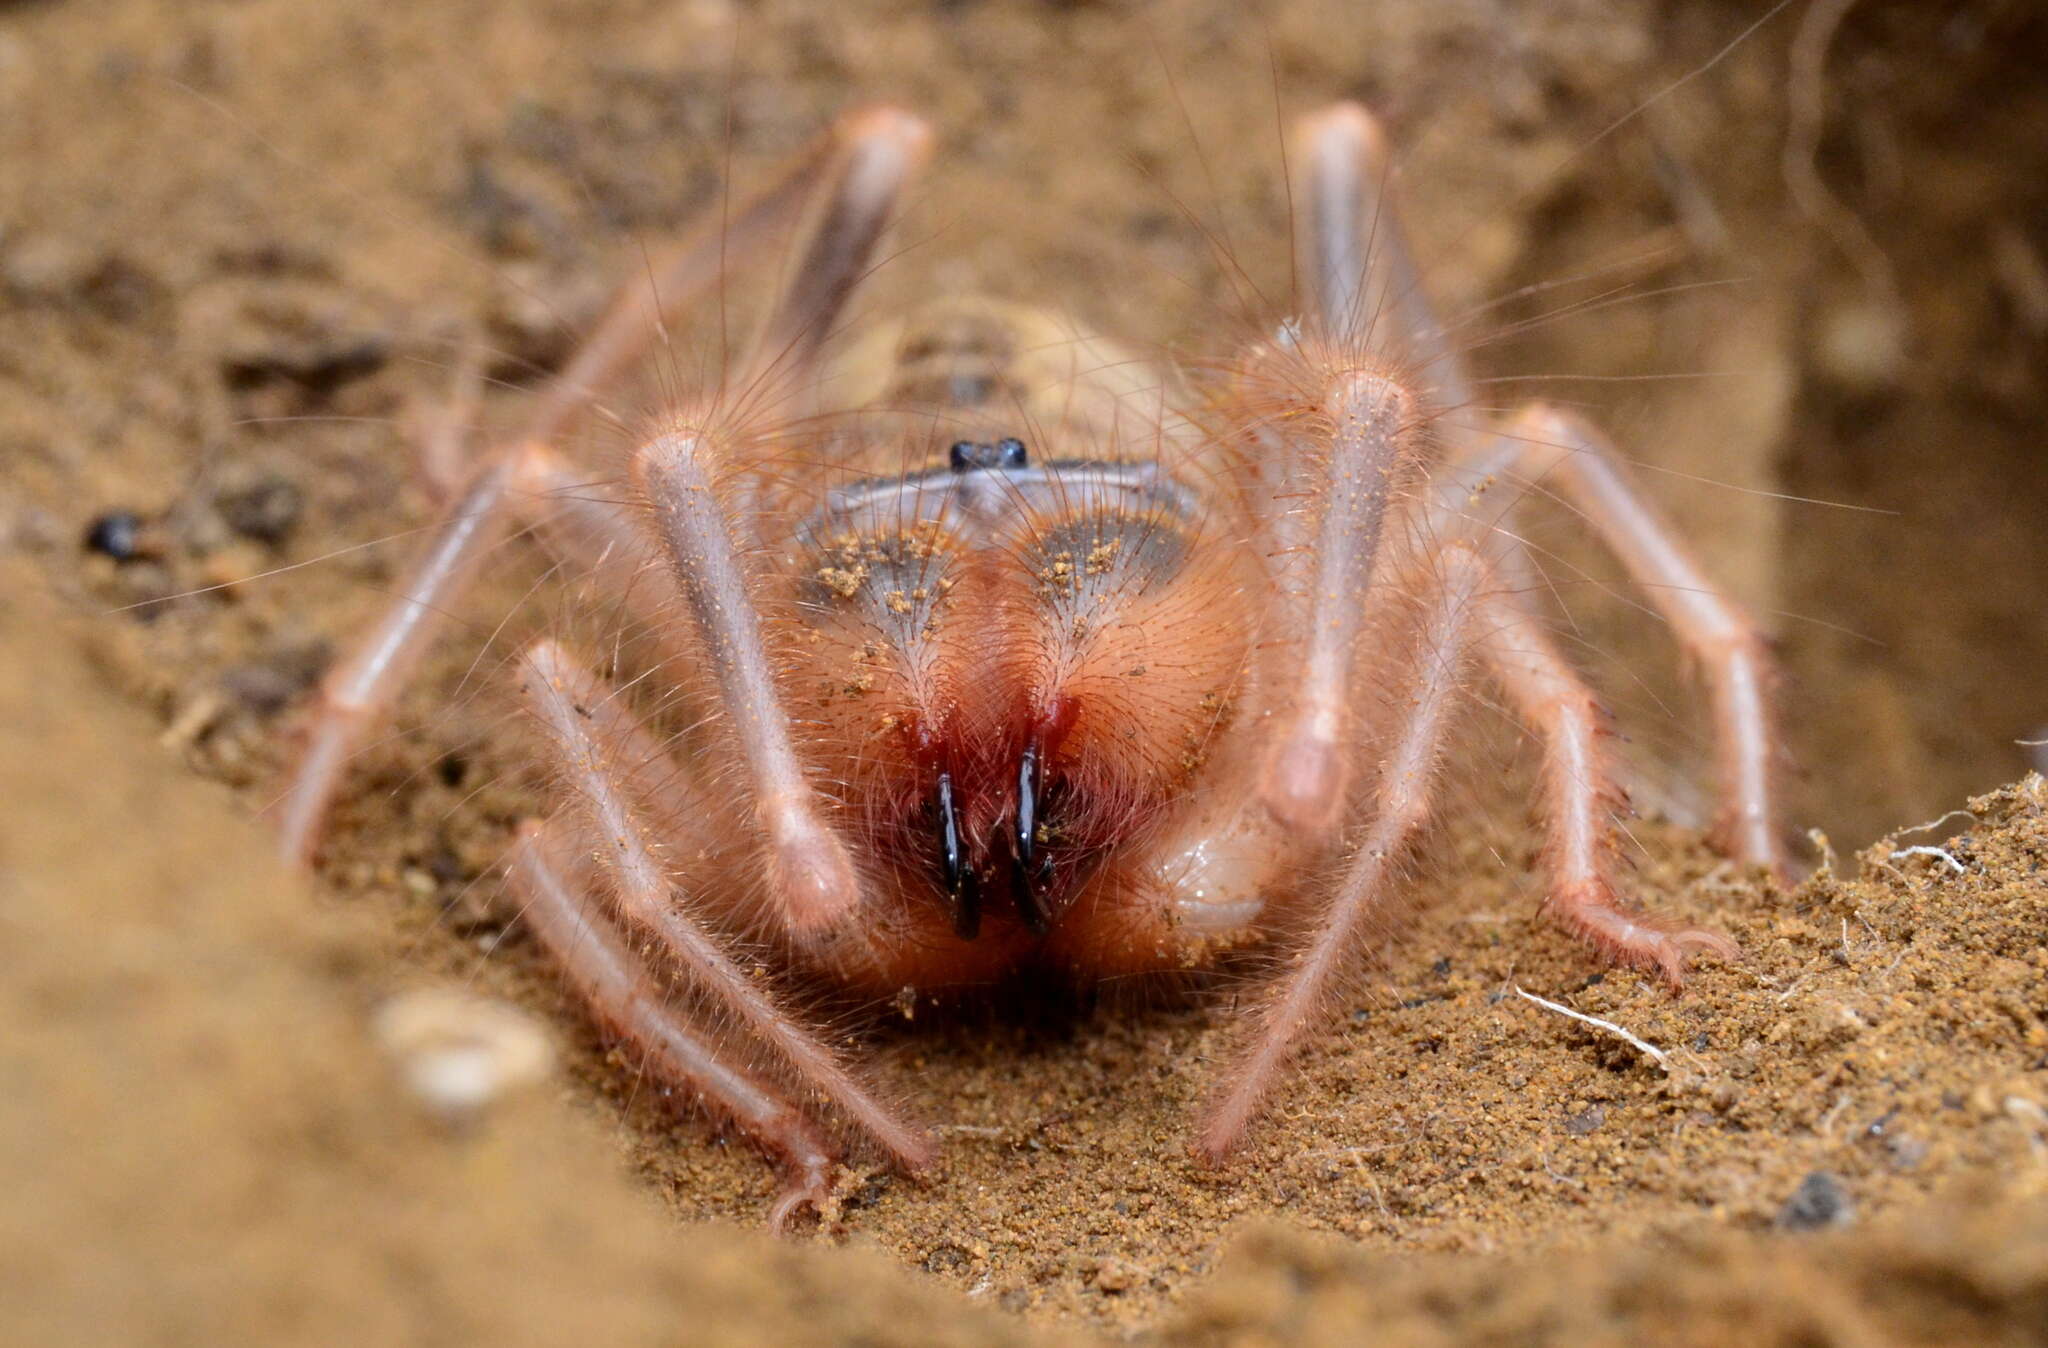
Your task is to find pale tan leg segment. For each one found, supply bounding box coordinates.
[1255,105,1478,837]
[1258,370,1421,835]
[522,105,924,446]
[1472,580,1740,986]
[273,438,659,866]
[272,454,523,865]
[1498,405,1783,872]
[1320,95,1785,874]
[517,640,933,1172]
[626,109,929,939]
[747,106,932,389]
[505,820,836,1229]
[1203,545,1490,1162]
[633,430,865,939]
[1292,103,1475,410]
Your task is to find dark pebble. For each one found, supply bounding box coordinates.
[1775,1171,1854,1231]
[83,511,144,561]
[218,639,331,715]
[217,474,304,544]
[923,1244,970,1275]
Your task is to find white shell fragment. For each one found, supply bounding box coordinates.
[373,988,555,1121]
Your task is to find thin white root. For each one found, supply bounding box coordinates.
[1886,845,1966,874]
[1513,985,1668,1070]
[1895,809,1978,838]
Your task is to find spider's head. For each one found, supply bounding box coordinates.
[789,434,1261,943]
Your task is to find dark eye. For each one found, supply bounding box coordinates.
[947,437,1030,472]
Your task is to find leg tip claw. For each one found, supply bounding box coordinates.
[1550,881,1740,991]
[767,1161,839,1235]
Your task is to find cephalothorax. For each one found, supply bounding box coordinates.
[275,105,1780,1225]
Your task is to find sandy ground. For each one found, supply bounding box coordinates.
[5,0,2048,1342]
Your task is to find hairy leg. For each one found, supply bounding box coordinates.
[1494,405,1782,871]
[1200,544,1490,1162]
[1291,103,1475,411]
[517,639,933,1171]
[631,426,866,940]
[1429,406,1784,871]
[504,819,835,1229]
[1471,574,1741,986]
[1255,369,1423,835]
[272,451,526,864]
[1248,109,1459,838]
[1287,107,1784,872]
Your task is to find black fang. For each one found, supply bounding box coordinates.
[1010,743,1051,935]
[936,772,978,939]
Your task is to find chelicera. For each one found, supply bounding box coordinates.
[273,104,1779,1226]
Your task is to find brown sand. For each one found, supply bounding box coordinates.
[5,0,2048,1342]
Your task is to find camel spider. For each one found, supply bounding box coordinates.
[272,103,1779,1226]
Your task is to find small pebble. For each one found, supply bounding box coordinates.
[218,639,330,716]
[158,692,226,751]
[924,1243,971,1275]
[216,473,304,544]
[1775,1170,1855,1231]
[83,510,144,561]
[373,989,554,1123]
[197,541,267,592]
[1815,299,1907,392]
[1093,1257,1138,1293]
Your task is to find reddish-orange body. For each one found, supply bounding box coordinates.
[737,299,1269,990]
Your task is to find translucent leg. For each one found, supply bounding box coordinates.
[1472,577,1741,986]
[1252,103,1473,837]
[1291,103,1475,409]
[521,105,926,446]
[272,453,523,864]
[1291,106,1782,872]
[623,109,929,939]
[1502,405,1783,871]
[505,819,836,1230]
[1436,405,1786,873]
[1257,369,1423,836]
[517,640,933,1172]
[1200,544,1490,1162]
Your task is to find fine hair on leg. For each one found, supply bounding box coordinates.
[504,819,836,1229]
[1468,580,1740,987]
[1200,543,1491,1162]
[516,639,934,1171]
[269,106,930,867]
